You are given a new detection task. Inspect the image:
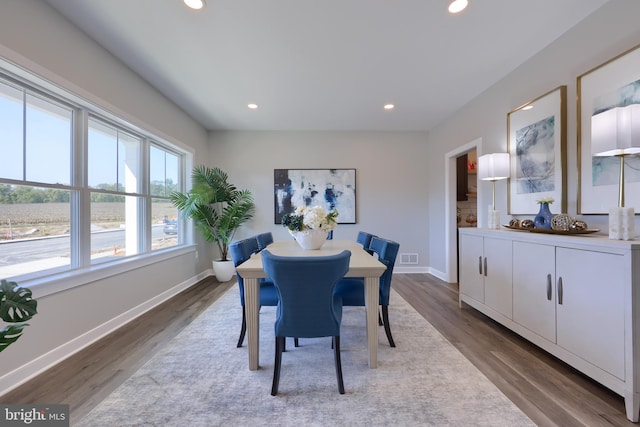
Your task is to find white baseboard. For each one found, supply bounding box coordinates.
[426,267,450,283]
[0,270,211,397]
[393,266,453,283]
[393,266,429,274]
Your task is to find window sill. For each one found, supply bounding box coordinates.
[25,245,197,298]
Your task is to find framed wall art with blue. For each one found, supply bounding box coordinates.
[274,169,356,224]
[578,43,640,214]
[507,86,567,215]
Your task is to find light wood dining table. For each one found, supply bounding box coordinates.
[235,239,387,370]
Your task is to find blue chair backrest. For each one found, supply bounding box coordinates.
[256,232,274,251]
[261,249,351,338]
[356,231,376,254]
[369,236,400,305]
[229,237,260,306]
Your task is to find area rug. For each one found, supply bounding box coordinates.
[77,286,534,426]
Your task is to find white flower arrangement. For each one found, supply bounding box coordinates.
[282,205,338,232]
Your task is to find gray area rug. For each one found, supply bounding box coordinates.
[78,286,534,426]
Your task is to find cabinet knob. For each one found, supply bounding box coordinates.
[547,274,552,300]
[483,257,488,277]
[478,256,483,275]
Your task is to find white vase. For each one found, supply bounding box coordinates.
[290,229,328,250]
[213,259,235,282]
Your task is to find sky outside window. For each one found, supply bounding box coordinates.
[0,83,72,185]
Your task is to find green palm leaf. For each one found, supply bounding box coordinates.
[169,166,255,261]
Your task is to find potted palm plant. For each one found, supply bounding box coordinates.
[170,166,255,282]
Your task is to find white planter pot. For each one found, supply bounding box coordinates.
[289,229,328,250]
[213,259,235,282]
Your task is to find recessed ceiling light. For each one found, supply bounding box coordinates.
[184,0,206,10]
[384,104,395,110]
[248,103,258,109]
[448,0,468,14]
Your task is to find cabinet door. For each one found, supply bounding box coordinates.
[484,237,512,318]
[459,234,484,303]
[513,241,556,342]
[556,248,625,380]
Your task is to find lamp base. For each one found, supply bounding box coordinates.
[609,207,635,240]
[488,208,500,230]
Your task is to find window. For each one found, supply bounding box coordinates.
[0,70,187,281]
[0,83,72,184]
[88,118,142,262]
[149,144,180,250]
[0,184,71,276]
[0,79,74,279]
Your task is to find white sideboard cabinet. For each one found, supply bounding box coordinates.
[458,228,640,422]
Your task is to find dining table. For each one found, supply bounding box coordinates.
[235,239,387,371]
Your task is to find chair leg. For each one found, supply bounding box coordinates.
[271,336,284,396]
[294,337,299,347]
[381,305,396,347]
[333,336,345,394]
[237,308,247,348]
[378,310,383,326]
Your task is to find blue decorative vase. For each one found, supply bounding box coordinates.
[534,202,553,229]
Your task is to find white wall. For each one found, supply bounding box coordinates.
[209,131,431,272]
[0,0,212,394]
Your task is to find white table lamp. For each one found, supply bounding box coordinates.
[478,153,510,229]
[591,104,640,240]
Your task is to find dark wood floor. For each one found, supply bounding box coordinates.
[1,273,634,426]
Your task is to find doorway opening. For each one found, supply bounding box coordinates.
[455,149,478,280]
[444,138,483,284]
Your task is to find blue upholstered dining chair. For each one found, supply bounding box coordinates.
[333,236,400,347]
[254,232,279,290]
[261,249,351,396]
[356,231,376,255]
[256,232,274,251]
[229,237,279,348]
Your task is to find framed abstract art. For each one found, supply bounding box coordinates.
[578,43,640,214]
[507,86,567,215]
[274,169,356,224]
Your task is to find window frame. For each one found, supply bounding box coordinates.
[0,59,194,297]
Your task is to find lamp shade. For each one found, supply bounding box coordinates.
[478,153,509,181]
[591,104,640,157]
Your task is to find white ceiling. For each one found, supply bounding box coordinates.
[44,0,609,132]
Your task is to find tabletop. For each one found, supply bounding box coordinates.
[236,239,386,278]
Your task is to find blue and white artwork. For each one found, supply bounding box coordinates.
[274,169,356,224]
[515,115,556,194]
